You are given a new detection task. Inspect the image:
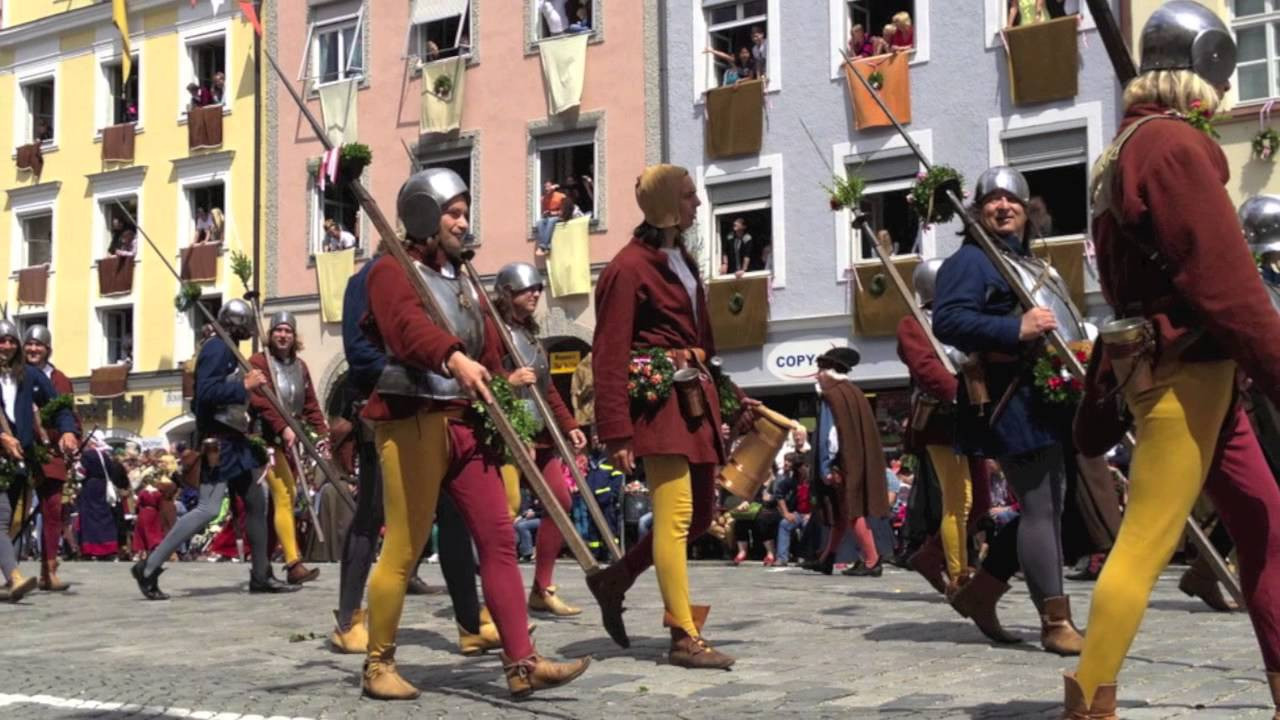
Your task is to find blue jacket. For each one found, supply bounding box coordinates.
[1,365,76,452]
[194,336,256,478]
[342,261,386,397]
[932,239,1067,458]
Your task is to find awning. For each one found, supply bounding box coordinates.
[411,0,468,25]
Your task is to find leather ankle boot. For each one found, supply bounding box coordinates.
[362,645,420,700]
[945,570,971,603]
[586,562,634,648]
[529,584,582,617]
[330,608,368,654]
[1178,558,1238,612]
[1041,596,1085,656]
[663,604,710,636]
[950,569,1020,644]
[458,613,503,656]
[39,559,70,591]
[285,561,320,585]
[502,651,591,698]
[908,536,948,594]
[3,571,38,603]
[669,634,735,670]
[1062,672,1117,719]
[1267,671,1279,720]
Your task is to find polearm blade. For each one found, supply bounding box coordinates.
[111,201,356,514]
[261,46,601,574]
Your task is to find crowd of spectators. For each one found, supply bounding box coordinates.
[847,11,914,59]
[186,71,226,110]
[534,173,595,255]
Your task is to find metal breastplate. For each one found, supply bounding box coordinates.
[1006,253,1090,344]
[505,323,551,433]
[374,262,486,401]
[922,309,967,369]
[1266,281,1280,315]
[272,356,305,416]
[213,365,250,432]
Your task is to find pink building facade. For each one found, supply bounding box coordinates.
[261,0,662,412]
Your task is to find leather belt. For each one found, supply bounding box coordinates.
[980,351,1020,364]
[667,348,708,369]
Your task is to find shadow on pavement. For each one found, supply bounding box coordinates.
[863,620,1043,651]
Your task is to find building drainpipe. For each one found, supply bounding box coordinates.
[251,1,263,354]
[658,0,670,162]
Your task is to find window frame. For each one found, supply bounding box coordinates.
[1230,0,1280,105]
[95,193,142,265]
[7,183,59,284]
[178,20,233,123]
[96,304,135,368]
[19,211,54,270]
[983,0,1095,49]
[693,0,781,101]
[15,313,50,340]
[96,45,143,136]
[410,0,473,63]
[710,197,774,280]
[527,0,603,50]
[308,161,368,259]
[696,153,788,287]
[828,0,931,79]
[16,68,58,151]
[529,123,604,236]
[310,15,366,89]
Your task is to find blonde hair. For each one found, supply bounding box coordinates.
[1123,69,1223,115]
[883,24,896,38]
[893,11,912,28]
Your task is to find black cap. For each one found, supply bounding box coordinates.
[818,346,861,373]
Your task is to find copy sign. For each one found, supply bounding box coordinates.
[765,339,843,381]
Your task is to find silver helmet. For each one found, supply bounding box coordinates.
[1138,0,1237,88]
[268,310,297,333]
[973,166,1030,207]
[912,257,946,307]
[495,262,543,296]
[0,319,19,344]
[23,324,52,350]
[218,299,255,339]
[1240,195,1280,256]
[397,168,469,241]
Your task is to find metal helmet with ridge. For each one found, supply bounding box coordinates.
[268,310,297,333]
[495,262,543,296]
[218,299,255,339]
[912,257,946,307]
[23,324,52,351]
[1138,0,1237,88]
[973,166,1030,207]
[0,319,19,344]
[1240,195,1280,256]
[397,168,469,242]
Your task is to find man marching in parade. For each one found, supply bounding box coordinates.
[494,261,587,617]
[588,163,755,669]
[1065,4,1280,716]
[933,166,1086,657]
[248,311,323,586]
[0,319,77,602]
[358,167,588,699]
[22,325,79,591]
[131,301,297,599]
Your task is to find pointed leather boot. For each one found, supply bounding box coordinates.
[1268,672,1279,720]
[285,561,320,585]
[945,571,971,603]
[950,569,1021,644]
[529,584,582,616]
[502,651,591,698]
[1041,596,1085,656]
[1061,672,1117,720]
[330,608,368,654]
[3,572,38,603]
[39,559,70,591]
[586,562,634,648]
[1178,559,1238,612]
[669,634,735,670]
[663,604,710,635]
[362,645,420,700]
[908,536,948,594]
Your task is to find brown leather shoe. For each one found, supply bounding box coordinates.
[286,562,320,585]
[586,562,633,648]
[1179,559,1238,612]
[361,645,420,700]
[529,584,582,617]
[1041,596,1085,656]
[39,559,70,591]
[908,535,948,594]
[1267,671,1279,720]
[502,651,591,698]
[663,604,710,634]
[944,571,971,603]
[1061,672,1117,719]
[459,614,503,656]
[950,569,1021,644]
[330,608,368,654]
[669,635,735,670]
[3,572,38,603]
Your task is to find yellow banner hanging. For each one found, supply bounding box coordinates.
[113,0,133,82]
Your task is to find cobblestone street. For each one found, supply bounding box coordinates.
[0,561,1275,719]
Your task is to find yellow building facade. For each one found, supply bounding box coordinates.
[0,0,260,446]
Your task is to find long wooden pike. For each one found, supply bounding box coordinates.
[261,47,602,574]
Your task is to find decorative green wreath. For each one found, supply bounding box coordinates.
[822,173,866,212]
[627,349,676,407]
[174,282,203,312]
[907,165,964,226]
[433,74,454,100]
[867,70,885,91]
[1253,127,1280,162]
[39,394,75,427]
[1032,344,1090,405]
[473,376,539,461]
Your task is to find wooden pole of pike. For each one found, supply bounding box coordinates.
[261,47,601,574]
[840,47,1243,606]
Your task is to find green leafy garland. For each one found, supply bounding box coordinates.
[39,394,75,426]
[1253,127,1280,162]
[907,165,965,226]
[340,143,373,177]
[822,173,866,212]
[1181,101,1220,139]
[867,70,885,91]
[716,372,741,420]
[174,282,202,312]
[248,436,270,467]
[433,74,454,100]
[628,349,676,406]
[473,376,538,461]
[1032,344,1089,405]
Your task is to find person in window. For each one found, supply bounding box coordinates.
[704,46,756,87]
[848,24,877,58]
[210,71,226,105]
[536,181,567,252]
[194,207,214,245]
[719,217,756,277]
[323,218,357,253]
[109,228,137,258]
[874,24,897,56]
[890,11,915,50]
[750,26,767,78]
[1008,0,1047,28]
[34,120,52,143]
[209,208,225,244]
[568,4,591,33]
[539,0,570,36]
[187,81,210,110]
[424,40,441,62]
[1027,196,1054,238]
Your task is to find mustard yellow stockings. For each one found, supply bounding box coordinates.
[645,454,702,638]
[1074,360,1236,705]
[266,453,301,565]
[926,444,973,579]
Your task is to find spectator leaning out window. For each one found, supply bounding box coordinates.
[539,0,570,36]
[1008,0,1048,27]
[704,46,757,87]
[210,72,226,105]
[848,24,877,58]
[323,218,357,253]
[890,11,915,50]
[109,227,138,258]
[750,25,768,78]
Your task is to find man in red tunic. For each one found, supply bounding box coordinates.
[23,325,78,591]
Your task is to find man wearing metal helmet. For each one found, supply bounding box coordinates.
[21,325,79,591]
[0,319,77,603]
[359,167,588,699]
[1067,3,1280,716]
[247,311,324,586]
[493,261,589,617]
[132,300,295,600]
[1240,196,1280,479]
[933,165,1087,658]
